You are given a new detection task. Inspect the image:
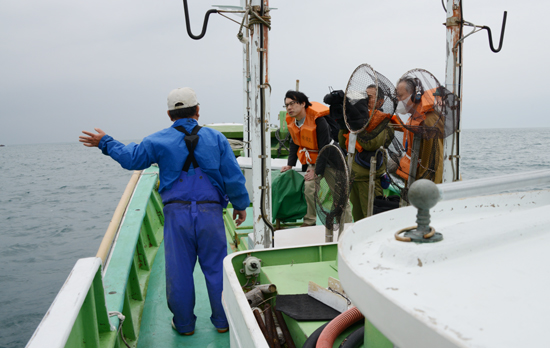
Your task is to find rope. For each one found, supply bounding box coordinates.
[248,8,271,29]
[299,147,318,164]
[241,275,258,290]
[395,225,435,242]
[227,138,244,149]
[109,311,131,348]
[327,287,352,306]
[274,128,290,157]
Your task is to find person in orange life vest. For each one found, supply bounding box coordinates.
[393,77,444,184]
[342,85,395,221]
[280,90,352,227]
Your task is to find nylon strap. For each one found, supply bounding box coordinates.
[174,125,202,171]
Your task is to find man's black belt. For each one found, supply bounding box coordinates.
[164,200,220,205]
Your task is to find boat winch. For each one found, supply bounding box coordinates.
[241,255,262,276]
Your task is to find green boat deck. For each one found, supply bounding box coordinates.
[34,164,395,347]
[131,200,366,347]
[137,243,229,347]
[262,260,363,347]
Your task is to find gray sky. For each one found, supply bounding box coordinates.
[1,0,547,145]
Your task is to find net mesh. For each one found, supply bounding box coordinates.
[343,65,398,147]
[386,69,460,199]
[343,64,378,133]
[314,144,350,232]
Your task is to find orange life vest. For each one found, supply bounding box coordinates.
[286,102,329,165]
[342,109,393,152]
[395,88,438,180]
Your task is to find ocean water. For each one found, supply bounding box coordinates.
[0,142,131,348]
[1,128,550,347]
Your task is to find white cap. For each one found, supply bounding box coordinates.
[167,87,199,110]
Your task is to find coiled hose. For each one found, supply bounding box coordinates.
[339,325,365,348]
[316,307,364,348]
[302,322,329,348]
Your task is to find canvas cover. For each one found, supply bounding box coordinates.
[272,170,307,222]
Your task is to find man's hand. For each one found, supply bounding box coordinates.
[79,128,106,148]
[304,167,315,181]
[233,209,247,227]
[280,165,292,173]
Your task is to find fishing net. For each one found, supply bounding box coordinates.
[340,65,400,217]
[324,65,398,151]
[314,144,350,233]
[343,64,378,133]
[354,70,398,145]
[387,69,460,199]
[342,64,398,156]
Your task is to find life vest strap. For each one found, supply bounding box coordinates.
[174,125,202,171]
[299,147,319,164]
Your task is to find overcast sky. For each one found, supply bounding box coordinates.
[0,0,547,145]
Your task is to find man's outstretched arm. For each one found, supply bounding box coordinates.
[79,128,105,147]
[79,128,153,170]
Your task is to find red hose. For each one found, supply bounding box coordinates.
[316,307,364,348]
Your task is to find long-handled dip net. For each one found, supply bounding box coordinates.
[343,64,378,133]
[386,69,460,201]
[343,64,398,155]
[314,144,350,240]
[342,64,399,215]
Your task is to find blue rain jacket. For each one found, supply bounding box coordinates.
[98,118,250,211]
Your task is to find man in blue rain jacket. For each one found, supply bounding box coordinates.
[79,87,249,336]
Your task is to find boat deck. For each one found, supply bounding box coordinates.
[262,260,366,347]
[137,242,229,347]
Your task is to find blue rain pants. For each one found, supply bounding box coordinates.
[161,167,228,333]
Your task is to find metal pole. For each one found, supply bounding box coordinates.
[242,5,251,158]
[401,135,422,207]
[249,0,272,248]
[407,135,422,188]
[325,226,333,243]
[336,214,343,241]
[366,154,377,217]
[347,133,357,172]
[443,0,463,183]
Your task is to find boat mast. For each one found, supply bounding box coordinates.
[443,0,463,183]
[443,0,507,183]
[181,0,274,248]
[243,0,273,248]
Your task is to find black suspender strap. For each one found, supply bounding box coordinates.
[174,125,202,172]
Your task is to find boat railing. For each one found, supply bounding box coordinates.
[26,166,165,348]
[96,170,142,266]
[26,258,112,347]
[436,169,550,201]
[397,169,550,243]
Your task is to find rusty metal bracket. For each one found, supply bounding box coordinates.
[446,17,461,27]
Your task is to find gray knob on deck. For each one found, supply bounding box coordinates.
[404,179,443,243]
[409,179,441,211]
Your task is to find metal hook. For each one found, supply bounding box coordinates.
[182,0,218,40]
[481,11,508,53]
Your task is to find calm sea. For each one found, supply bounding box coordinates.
[1,128,550,347]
